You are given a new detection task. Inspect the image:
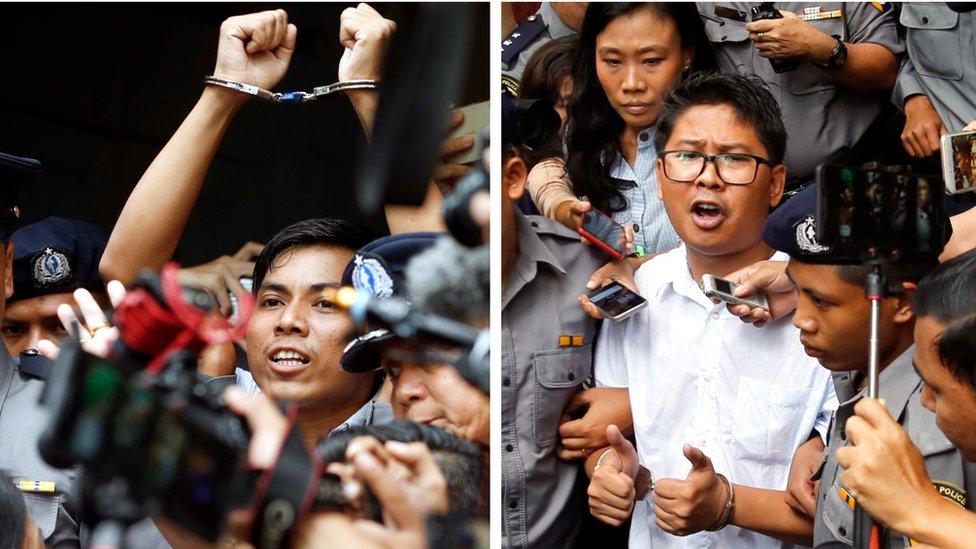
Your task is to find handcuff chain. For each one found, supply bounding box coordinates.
[203,75,379,104]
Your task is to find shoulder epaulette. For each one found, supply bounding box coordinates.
[501,15,548,66]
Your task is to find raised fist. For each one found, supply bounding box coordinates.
[338,3,396,82]
[213,9,298,92]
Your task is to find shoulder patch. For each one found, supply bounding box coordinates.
[502,74,520,97]
[31,246,72,288]
[932,479,967,508]
[501,15,548,66]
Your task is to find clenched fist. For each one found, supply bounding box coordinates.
[338,3,396,83]
[213,9,298,93]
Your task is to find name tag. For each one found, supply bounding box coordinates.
[16,480,56,493]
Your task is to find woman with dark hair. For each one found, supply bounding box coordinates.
[0,471,44,549]
[564,3,715,255]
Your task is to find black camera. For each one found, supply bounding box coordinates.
[37,267,376,546]
[750,2,800,73]
[816,164,948,264]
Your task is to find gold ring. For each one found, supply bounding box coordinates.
[89,323,110,337]
[757,32,765,42]
[581,448,589,458]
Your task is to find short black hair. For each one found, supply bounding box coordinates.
[834,260,937,287]
[653,71,787,165]
[0,470,27,549]
[518,35,576,105]
[252,218,386,292]
[914,248,976,387]
[318,420,484,516]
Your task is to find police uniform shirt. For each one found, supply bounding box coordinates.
[0,345,81,547]
[814,346,976,546]
[501,2,577,94]
[501,211,604,548]
[698,3,903,185]
[893,3,976,133]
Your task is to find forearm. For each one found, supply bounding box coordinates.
[584,446,611,478]
[347,90,379,138]
[812,40,898,93]
[526,158,576,221]
[384,182,447,233]
[101,87,244,284]
[730,486,813,546]
[900,493,976,548]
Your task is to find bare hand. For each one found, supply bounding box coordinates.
[573,201,635,252]
[213,10,298,93]
[558,388,632,460]
[578,259,640,320]
[965,120,976,132]
[786,435,824,518]
[178,249,258,317]
[588,425,640,526]
[836,398,941,534]
[724,260,796,327]
[747,10,833,62]
[338,3,397,82]
[36,281,127,360]
[652,444,725,535]
[902,95,947,158]
[433,110,475,195]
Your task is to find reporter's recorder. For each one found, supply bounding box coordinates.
[586,282,648,322]
[701,274,769,311]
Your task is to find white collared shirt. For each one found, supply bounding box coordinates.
[594,245,837,549]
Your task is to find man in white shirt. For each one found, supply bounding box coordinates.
[584,72,836,548]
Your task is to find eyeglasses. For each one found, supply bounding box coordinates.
[661,150,773,185]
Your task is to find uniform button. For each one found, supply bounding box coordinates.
[506,444,514,452]
[639,132,649,142]
[568,372,575,381]
[509,499,518,509]
[839,526,847,537]
[922,16,929,24]
[503,377,511,387]
[530,221,539,228]
[632,223,640,233]
[721,35,728,41]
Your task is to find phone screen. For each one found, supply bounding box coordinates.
[581,210,627,256]
[589,283,646,317]
[817,166,945,260]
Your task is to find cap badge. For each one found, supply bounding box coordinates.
[796,216,829,254]
[352,254,394,298]
[32,246,72,287]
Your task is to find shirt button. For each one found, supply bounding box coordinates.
[506,444,514,452]
[922,16,929,24]
[503,377,511,387]
[639,132,649,142]
[704,376,712,383]
[712,312,720,320]
[509,499,518,509]
[839,526,847,537]
[632,223,640,234]
[721,35,728,41]
[568,372,575,381]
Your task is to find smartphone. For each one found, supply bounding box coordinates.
[578,210,628,260]
[941,131,976,194]
[587,282,648,321]
[701,274,769,310]
[816,165,946,262]
[445,101,489,165]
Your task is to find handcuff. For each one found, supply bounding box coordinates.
[204,75,379,104]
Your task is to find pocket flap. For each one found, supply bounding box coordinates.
[22,492,62,540]
[533,346,591,388]
[901,5,958,30]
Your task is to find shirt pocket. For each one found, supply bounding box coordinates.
[731,376,814,464]
[22,492,62,540]
[786,17,846,95]
[532,346,590,447]
[901,5,962,80]
[702,11,750,46]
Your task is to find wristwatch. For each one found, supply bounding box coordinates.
[819,34,848,69]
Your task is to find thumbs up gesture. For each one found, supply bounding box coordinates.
[587,425,640,526]
[651,444,727,535]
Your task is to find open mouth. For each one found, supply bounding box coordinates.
[690,199,727,230]
[269,348,311,373]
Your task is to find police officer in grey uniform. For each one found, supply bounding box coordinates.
[894,3,976,157]
[0,153,82,547]
[698,3,903,191]
[501,2,585,96]
[762,185,976,547]
[501,96,608,548]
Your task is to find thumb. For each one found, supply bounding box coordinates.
[683,444,713,474]
[607,424,638,476]
[274,23,298,64]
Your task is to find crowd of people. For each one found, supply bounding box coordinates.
[1,4,488,548]
[502,2,976,548]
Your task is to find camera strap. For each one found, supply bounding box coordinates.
[248,405,325,549]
